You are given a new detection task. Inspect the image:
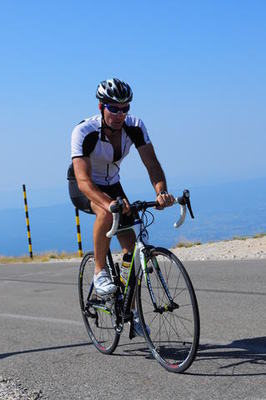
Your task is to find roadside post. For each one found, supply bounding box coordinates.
[75,207,83,257]
[22,184,33,259]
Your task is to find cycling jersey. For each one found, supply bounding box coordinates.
[70,114,151,185]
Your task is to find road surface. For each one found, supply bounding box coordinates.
[0,259,265,400]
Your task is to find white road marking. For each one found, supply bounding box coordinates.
[0,313,83,326]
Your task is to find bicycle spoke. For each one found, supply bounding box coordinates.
[78,252,119,354]
[137,248,199,373]
[173,270,182,299]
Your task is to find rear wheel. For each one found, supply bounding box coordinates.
[136,247,200,373]
[78,252,120,354]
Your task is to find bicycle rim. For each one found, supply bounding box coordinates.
[78,252,120,354]
[137,247,200,373]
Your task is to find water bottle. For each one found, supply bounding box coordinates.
[120,252,132,286]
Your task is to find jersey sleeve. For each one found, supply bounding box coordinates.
[71,124,98,159]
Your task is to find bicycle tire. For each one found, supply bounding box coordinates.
[136,247,200,373]
[78,251,120,355]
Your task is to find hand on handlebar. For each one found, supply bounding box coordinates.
[156,192,175,210]
[109,198,131,215]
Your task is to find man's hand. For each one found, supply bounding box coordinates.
[109,198,131,214]
[156,192,175,210]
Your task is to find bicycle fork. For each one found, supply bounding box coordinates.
[139,246,179,314]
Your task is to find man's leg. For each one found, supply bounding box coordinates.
[117,229,136,255]
[90,202,117,295]
[90,202,112,274]
[91,207,136,271]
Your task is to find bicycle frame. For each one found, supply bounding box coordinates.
[105,215,156,323]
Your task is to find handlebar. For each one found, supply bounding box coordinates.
[106,189,194,238]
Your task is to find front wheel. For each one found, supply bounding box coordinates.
[78,251,120,354]
[136,247,200,373]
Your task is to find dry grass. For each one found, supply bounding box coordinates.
[0,251,82,264]
[174,241,202,248]
[174,232,266,249]
[231,233,266,241]
[252,233,266,239]
[232,236,248,241]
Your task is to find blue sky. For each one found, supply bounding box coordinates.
[0,0,265,209]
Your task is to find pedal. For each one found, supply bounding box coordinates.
[102,294,115,308]
[115,323,123,334]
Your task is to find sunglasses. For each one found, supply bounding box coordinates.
[104,103,130,114]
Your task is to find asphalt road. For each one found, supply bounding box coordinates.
[0,259,265,400]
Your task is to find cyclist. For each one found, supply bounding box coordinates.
[68,78,174,335]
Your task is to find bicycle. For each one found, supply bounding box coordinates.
[78,189,200,373]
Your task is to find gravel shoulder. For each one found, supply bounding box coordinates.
[61,236,266,263]
[0,376,42,400]
[171,235,266,261]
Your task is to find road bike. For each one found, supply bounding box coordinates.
[78,190,200,373]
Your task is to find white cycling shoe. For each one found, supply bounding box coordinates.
[93,269,117,296]
[132,310,151,337]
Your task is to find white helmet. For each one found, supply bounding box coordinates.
[96,78,133,104]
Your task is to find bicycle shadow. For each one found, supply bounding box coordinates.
[0,342,91,360]
[1,336,265,377]
[188,336,266,376]
[115,336,266,376]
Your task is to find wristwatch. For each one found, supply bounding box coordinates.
[157,190,168,197]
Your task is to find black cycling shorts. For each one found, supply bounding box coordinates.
[68,174,135,228]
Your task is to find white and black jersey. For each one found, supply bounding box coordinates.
[70,114,151,185]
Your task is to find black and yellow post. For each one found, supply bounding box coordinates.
[75,207,83,257]
[22,184,33,259]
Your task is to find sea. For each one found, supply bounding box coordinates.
[0,178,266,256]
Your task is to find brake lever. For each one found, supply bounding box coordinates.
[106,197,124,238]
[109,196,124,213]
[183,189,194,219]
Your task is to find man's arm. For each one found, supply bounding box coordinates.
[72,157,130,213]
[137,143,174,207]
[137,143,167,194]
[72,157,113,211]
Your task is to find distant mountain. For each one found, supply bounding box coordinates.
[0,177,265,256]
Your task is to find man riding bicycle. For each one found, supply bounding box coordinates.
[68,78,174,335]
